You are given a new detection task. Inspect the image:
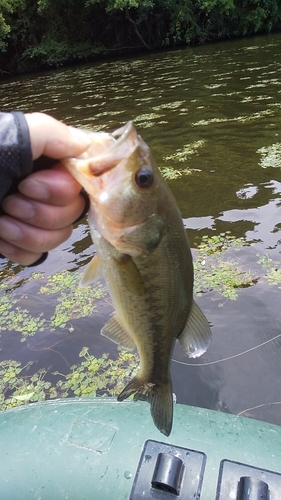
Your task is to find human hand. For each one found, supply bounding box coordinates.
[0,113,91,266]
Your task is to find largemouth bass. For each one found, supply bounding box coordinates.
[63,122,211,436]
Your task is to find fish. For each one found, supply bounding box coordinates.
[63,121,212,436]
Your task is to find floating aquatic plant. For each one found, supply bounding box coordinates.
[41,270,106,329]
[0,307,46,339]
[192,109,273,127]
[0,348,139,411]
[204,83,227,89]
[257,254,281,288]
[194,232,257,300]
[0,360,53,410]
[152,101,186,111]
[163,139,206,162]
[54,347,138,399]
[0,269,106,340]
[194,260,256,300]
[158,139,205,179]
[159,166,194,180]
[0,232,279,410]
[195,232,248,255]
[257,143,281,168]
[133,112,164,128]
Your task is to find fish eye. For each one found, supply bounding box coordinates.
[135,168,154,188]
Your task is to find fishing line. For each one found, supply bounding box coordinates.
[237,401,281,416]
[172,332,281,366]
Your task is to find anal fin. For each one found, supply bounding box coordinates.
[101,313,135,351]
[178,300,212,358]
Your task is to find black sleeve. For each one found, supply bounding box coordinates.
[0,111,33,204]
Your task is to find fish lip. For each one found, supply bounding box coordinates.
[90,121,137,176]
[67,121,137,177]
[112,120,134,141]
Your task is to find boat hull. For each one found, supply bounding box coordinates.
[0,397,280,499]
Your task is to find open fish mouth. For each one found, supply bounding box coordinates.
[66,121,139,177]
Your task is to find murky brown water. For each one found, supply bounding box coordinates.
[1,33,281,425]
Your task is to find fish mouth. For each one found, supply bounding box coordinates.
[90,121,138,176]
[65,121,139,178]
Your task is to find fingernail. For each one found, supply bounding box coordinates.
[19,178,49,200]
[26,252,48,267]
[0,219,22,242]
[68,127,91,147]
[2,197,35,220]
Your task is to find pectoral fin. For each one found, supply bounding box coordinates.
[114,255,146,296]
[80,255,103,287]
[101,313,135,351]
[178,300,212,358]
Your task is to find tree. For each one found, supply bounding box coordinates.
[1,0,281,76]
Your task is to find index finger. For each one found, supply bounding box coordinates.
[25,113,91,160]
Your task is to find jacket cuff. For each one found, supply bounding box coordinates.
[0,111,33,204]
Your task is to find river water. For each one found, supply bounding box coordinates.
[0,33,281,426]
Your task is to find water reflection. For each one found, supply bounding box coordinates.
[219,181,281,250]
[0,33,281,425]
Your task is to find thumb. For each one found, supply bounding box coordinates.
[25,113,91,160]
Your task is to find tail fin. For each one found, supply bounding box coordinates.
[117,376,173,436]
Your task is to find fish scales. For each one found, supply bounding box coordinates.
[63,121,212,436]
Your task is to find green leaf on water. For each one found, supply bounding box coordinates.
[0,269,107,339]
[0,232,279,411]
[0,348,140,411]
[194,232,257,299]
[257,253,281,288]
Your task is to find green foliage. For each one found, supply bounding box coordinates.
[200,0,234,11]
[257,254,281,288]
[1,0,281,74]
[0,269,106,340]
[194,233,281,300]
[0,360,51,410]
[54,347,138,398]
[0,13,10,52]
[0,0,26,53]
[0,232,280,411]
[164,140,206,163]
[196,232,247,255]
[222,0,281,37]
[104,0,154,10]
[257,143,281,169]
[0,348,139,410]
[0,306,45,338]
[40,270,105,330]
[159,139,206,179]
[23,38,104,67]
[159,166,193,180]
[0,266,139,411]
[194,232,257,299]
[161,0,197,45]
[25,0,105,67]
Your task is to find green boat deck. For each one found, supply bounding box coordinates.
[0,397,280,499]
